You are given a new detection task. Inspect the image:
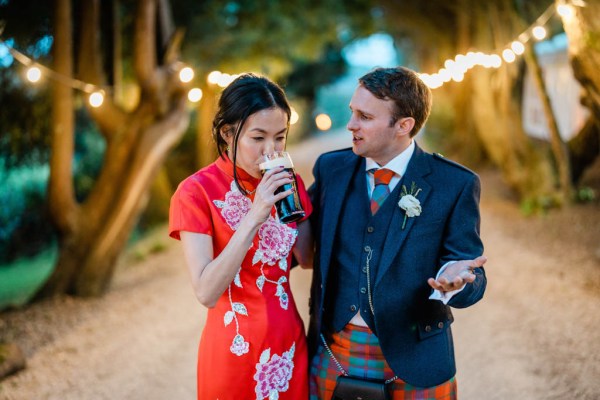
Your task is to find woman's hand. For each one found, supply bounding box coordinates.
[246,166,293,224]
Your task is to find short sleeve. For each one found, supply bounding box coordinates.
[295,174,313,222]
[169,177,214,240]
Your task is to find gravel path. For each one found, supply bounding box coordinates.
[1,131,599,400]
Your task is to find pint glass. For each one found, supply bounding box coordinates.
[259,151,305,224]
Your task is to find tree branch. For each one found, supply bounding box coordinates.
[134,0,157,91]
[49,0,78,234]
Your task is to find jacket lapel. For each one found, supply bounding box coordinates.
[320,152,363,283]
[375,144,432,285]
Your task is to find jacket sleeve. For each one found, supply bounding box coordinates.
[443,173,487,308]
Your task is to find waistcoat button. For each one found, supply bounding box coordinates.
[364,246,371,252]
[350,305,357,312]
[438,322,444,329]
[367,226,374,233]
[360,287,367,294]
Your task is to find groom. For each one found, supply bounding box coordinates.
[308,66,487,399]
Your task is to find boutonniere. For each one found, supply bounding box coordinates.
[398,182,422,229]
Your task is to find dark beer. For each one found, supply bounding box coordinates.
[259,152,305,224]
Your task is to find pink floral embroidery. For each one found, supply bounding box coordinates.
[213,181,252,230]
[254,219,297,267]
[254,343,295,400]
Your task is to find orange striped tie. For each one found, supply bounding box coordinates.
[370,168,395,215]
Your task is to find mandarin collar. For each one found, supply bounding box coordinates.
[215,154,260,192]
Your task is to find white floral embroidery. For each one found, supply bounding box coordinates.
[214,181,252,230]
[254,343,295,400]
[215,181,298,356]
[225,285,250,356]
[230,334,250,356]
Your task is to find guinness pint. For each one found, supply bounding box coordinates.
[259,151,305,224]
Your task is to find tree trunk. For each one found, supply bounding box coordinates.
[197,83,218,168]
[36,0,189,299]
[568,116,600,184]
[559,0,600,183]
[523,43,573,202]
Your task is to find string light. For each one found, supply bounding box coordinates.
[3,0,585,108]
[179,66,194,83]
[511,41,525,55]
[26,66,41,82]
[290,107,299,125]
[187,87,203,102]
[502,49,516,63]
[532,26,547,40]
[315,113,332,131]
[0,37,202,106]
[419,1,585,89]
[89,91,104,108]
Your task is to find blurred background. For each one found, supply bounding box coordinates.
[0,0,599,399]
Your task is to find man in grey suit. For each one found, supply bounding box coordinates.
[308,66,487,399]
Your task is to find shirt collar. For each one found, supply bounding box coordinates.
[365,140,415,177]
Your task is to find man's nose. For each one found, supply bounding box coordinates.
[347,115,358,131]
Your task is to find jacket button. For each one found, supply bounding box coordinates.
[367,226,374,233]
[360,287,367,294]
[425,325,432,332]
[362,267,367,273]
[438,322,444,329]
[350,305,357,312]
[364,246,371,252]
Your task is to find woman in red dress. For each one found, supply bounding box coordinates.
[169,73,312,400]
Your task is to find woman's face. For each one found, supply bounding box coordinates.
[225,107,289,178]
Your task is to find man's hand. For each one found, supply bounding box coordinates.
[427,256,487,293]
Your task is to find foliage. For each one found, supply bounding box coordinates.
[172,0,374,75]
[0,162,54,263]
[0,68,52,167]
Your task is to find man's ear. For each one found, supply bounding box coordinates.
[396,117,415,137]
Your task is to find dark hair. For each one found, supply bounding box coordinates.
[358,67,432,137]
[212,73,291,193]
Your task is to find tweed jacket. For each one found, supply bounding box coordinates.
[307,143,487,388]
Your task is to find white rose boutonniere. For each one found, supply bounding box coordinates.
[398,182,422,229]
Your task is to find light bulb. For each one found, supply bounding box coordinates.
[532,26,547,41]
[89,91,104,108]
[187,88,203,102]
[26,66,42,82]
[179,67,194,83]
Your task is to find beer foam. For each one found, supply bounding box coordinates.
[259,156,294,170]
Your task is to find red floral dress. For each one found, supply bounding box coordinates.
[169,155,312,400]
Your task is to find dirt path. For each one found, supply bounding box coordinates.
[1,131,599,400]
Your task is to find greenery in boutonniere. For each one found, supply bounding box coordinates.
[398,182,422,229]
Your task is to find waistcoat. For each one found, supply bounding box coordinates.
[325,168,399,334]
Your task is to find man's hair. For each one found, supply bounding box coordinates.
[358,67,432,137]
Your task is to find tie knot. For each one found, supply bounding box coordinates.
[372,168,394,185]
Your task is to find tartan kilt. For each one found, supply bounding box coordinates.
[309,323,457,400]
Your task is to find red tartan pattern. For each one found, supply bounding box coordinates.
[310,324,457,400]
